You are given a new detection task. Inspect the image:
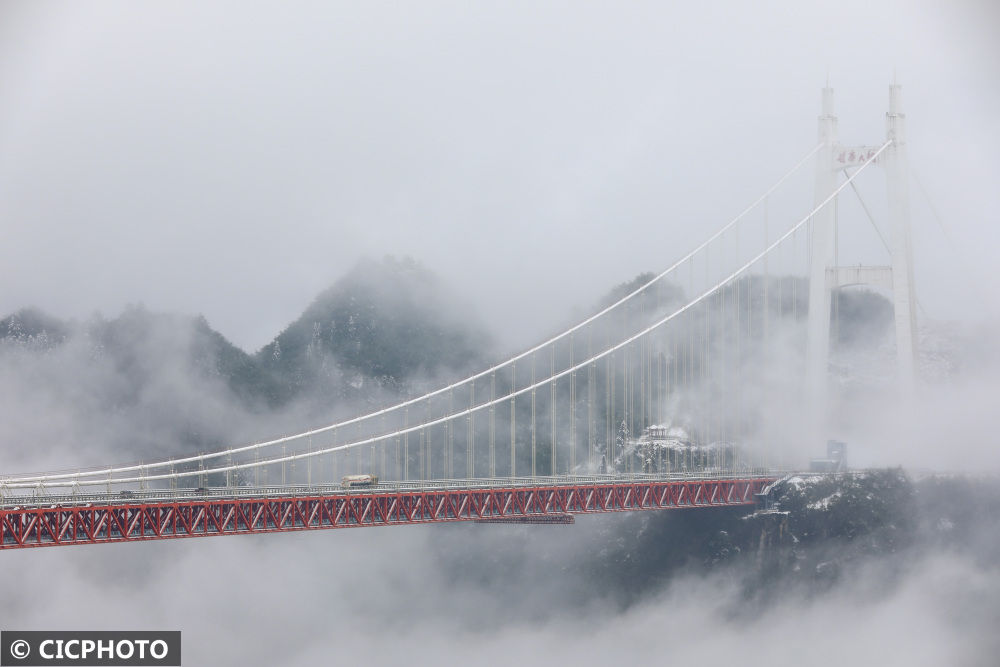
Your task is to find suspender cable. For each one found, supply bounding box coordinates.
[531,352,537,478]
[550,346,556,475]
[588,326,595,470]
[570,332,576,474]
[510,362,516,478]
[490,370,496,478]
[468,379,475,479]
[447,388,453,478]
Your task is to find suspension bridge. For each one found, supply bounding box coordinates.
[0,85,920,549]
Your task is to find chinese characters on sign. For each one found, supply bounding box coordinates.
[833,145,881,169]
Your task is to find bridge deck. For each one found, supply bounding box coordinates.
[0,474,776,550]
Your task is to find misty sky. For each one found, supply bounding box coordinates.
[1,1,997,351]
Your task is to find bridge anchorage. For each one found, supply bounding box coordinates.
[0,84,917,549]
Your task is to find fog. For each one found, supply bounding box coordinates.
[3,516,999,666]
[2,2,999,666]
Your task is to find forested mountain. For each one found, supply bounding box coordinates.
[0,257,492,460]
[256,256,488,409]
[0,257,490,411]
[0,307,70,350]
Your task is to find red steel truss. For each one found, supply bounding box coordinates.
[0,477,775,550]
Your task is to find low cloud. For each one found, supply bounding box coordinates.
[3,517,998,666]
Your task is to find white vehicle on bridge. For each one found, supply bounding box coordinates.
[341,474,378,489]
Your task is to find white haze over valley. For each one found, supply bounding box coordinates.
[1,2,998,666]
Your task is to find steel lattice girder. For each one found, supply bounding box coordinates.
[0,477,775,550]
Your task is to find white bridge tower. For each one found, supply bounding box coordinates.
[806,83,918,431]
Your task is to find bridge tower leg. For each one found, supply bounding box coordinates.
[806,86,839,438]
[884,83,918,395]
